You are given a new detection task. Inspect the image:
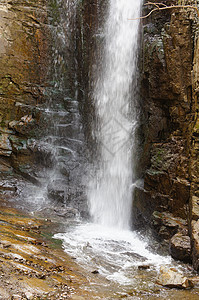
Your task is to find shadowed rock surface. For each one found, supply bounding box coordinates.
[133,0,199,270]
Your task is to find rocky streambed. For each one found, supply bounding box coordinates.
[0,196,116,300]
[1,194,199,300]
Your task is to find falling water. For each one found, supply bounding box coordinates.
[88,0,142,229]
[55,0,173,286]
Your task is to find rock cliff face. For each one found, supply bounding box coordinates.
[0,0,51,185]
[133,1,199,269]
[0,0,199,270]
[0,0,101,206]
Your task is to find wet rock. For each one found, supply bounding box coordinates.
[122,252,146,262]
[9,253,25,262]
[0,133,12,156]
[145,169,171,195]
[133,187,169,229]
[54,207,78,218]
[152,211,187,239]
[169,232,191,263]
[9,136,30,155]
[157,266,193,289]
[91,270,99,274]
[0,180,17,193]
[138,265,151,270]
[47,181,83,207]
[28,223,40,231]
[9,115,36,137]
[28,140,54,168]
[48,181,66,203]
[15,166,41,186]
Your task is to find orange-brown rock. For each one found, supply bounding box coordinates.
[169,232,191,263]
[0,0,51,182]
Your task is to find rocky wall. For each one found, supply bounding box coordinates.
[75,0,107,149]
[0,0,106,212]
[190,20,199,270]
[0,0,51,185]
[0,0,96,189]
[133,1,199,269]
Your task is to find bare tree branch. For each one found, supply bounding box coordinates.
[128,2,199,20]
[146,2,167,8]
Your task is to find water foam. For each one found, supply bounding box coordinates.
[55,223,171,285]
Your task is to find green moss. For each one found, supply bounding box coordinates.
[41,232,63,249]
[150,145,171,173]
[156,148,164,160]
[152,148,164,165]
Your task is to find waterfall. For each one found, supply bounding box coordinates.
[88,0,142,229]
[54,1,172,285]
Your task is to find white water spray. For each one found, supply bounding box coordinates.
[88,0,142,229]
[55,1,173,286]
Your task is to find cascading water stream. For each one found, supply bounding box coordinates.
[88,0,142,229]
[55,0,173,287]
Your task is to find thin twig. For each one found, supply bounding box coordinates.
[128,4,199,20]
[145,2,167,8]
[146,2,160,8]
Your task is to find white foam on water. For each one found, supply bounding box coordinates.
[55,223,171,285]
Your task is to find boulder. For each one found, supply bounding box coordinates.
[157,266,193,289]
[169,232,191,263]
